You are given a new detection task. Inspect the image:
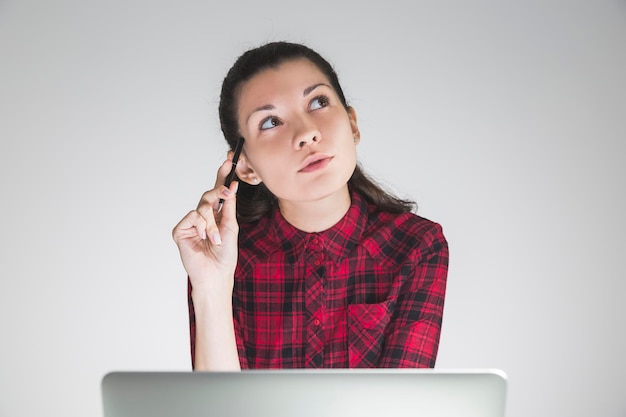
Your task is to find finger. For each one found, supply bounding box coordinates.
[200,181,238,244]
[214,158,234,189]
[172,210,207,242]
[189,158,237,245]
[218,181,239,241]
[196,200,221,245]
[196,187,219,210]
[196,159,234,210]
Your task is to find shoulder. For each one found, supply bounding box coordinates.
[362,209,448,266]
[237,215,277,265]
[238,215,269,243]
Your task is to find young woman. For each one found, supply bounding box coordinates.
[172,41,448,370]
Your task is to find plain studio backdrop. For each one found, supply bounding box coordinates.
[1,1,625,416]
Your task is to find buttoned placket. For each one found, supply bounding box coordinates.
[303,234,326,368]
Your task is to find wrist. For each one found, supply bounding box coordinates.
[191,284,233,309]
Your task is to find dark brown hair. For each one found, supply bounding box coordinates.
[218,41,415,223]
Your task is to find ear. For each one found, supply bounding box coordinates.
[347,106,360,144]
[227,151,262,186]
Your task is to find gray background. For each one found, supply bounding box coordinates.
[1,1,625,416]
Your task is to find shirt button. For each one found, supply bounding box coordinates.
[313,237,320,246]
[314,259,321,266]
[313,319,320,326]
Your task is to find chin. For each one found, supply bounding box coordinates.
[294,183,351,204]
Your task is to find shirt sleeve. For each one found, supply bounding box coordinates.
[187,277,196,369]
[378,222,449,368]
[231,288,249,369]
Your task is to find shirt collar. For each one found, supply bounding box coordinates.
[269,191,369,264]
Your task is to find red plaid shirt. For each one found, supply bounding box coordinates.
[188,191,448,368]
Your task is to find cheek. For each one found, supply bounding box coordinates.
[323,112,354,139]
[246,148,285,181]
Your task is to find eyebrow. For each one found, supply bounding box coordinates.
[245,83,332,124]
[303,82,330,97]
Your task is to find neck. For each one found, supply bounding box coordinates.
[278,186,351,233]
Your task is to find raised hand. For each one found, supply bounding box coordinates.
[172,159,240,297]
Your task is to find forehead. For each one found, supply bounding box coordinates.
[237,58,331,105]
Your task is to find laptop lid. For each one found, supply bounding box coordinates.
[102,369,507,417]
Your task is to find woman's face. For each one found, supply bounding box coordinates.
[235,58,359,204]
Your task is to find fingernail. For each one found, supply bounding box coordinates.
[222,187,231,196]
[211,232,222,245]
[201,230,207,240]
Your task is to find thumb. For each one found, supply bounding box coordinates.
[219,181,239,237]
[214,159,234,189]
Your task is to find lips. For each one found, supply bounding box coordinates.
[298,153,333,173]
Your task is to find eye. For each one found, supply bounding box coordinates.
[309,95,330,110]
[259,116,282,130]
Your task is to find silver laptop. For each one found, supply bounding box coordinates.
[102,369,507,417]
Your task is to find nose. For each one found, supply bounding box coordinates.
[296,134,318,149]
[292,118,321,149]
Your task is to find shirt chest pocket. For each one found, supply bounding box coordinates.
[347,302,392,368]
